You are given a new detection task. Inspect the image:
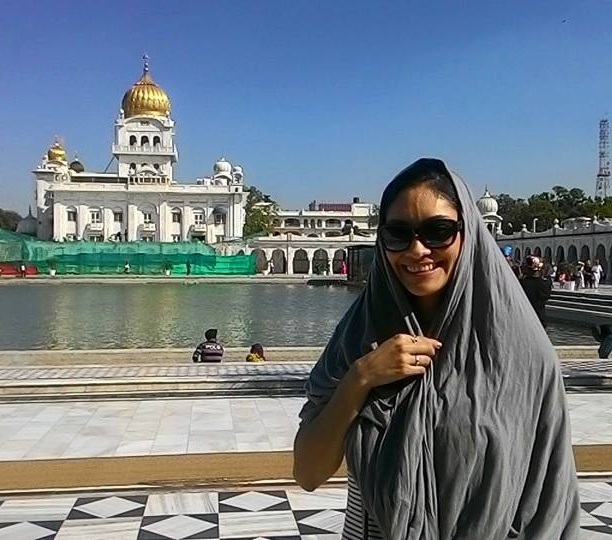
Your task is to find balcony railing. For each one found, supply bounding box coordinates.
[113,144,176,154]
[142,223,156,231]
[88,222,103,231]
[193,223,207,232]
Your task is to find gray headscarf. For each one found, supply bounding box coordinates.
[299,158,579,539]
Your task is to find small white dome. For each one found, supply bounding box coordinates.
[232,165,243,175]
[213,157,232,174]
[476,187,499,215]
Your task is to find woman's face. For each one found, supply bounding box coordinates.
[384,184,462,298]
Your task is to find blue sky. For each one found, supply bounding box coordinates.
[1,0,611,214]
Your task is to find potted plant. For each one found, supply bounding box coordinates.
[48,258,57,277]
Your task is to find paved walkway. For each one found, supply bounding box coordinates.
[0,394,608,461]
[0,359,609,383]
[0,480,609,539]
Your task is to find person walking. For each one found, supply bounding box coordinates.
[593,259,604,289]
[584,260,594,289]
[293,158,578,539]
[192,328,224,363]
[520,256,553,328]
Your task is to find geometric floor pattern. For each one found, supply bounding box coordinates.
[0,482,609,539]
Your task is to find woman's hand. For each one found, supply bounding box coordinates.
[352,334,441,389]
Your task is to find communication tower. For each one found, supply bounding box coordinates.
[596,117,610,198]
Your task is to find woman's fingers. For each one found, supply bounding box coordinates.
[411,354,432,368]
[404,365,427,376]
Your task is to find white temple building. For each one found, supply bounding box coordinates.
[32,58,246,244]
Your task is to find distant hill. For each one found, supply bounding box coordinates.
[0,209,22,231]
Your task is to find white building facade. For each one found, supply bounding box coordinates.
[33,59,246,244]
[271,198,377,238]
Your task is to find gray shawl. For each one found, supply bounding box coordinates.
[299,158,579,539]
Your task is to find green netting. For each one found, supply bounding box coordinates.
[0,229,256,275]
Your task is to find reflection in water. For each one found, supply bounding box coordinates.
[0,283,595,350]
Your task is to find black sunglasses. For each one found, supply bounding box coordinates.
[379,218,463,252]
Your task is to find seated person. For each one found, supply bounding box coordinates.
[592,324,612,359]
[192,328,224,363]
[246,343,265,363]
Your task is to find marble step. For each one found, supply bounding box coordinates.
[0,446,609,492]
[0,361,609,401]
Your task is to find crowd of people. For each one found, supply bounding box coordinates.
[557,259,604,290]
[503,246,609,332]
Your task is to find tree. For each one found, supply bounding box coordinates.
[243,186,278,237]
[0,208,22,231]
[496,185,612,232]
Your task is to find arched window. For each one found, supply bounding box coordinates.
[154,164,160,172]
[580,245,590,262]
[252,249,268,273]
[153,136,161,148]
[171,208,181,224]
[129,163,136,174]
[141,136,149,148]
[129,135,137,147]
[271,249,286,273]
[293,249,309,274]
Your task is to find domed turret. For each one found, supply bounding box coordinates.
[121,56,171,118]
[476,187,499,215]
[47,141,67,162]
[69,154,85,173]
[213,157,232,175]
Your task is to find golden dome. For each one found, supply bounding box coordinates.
[121,57,171,118]
[47,141,67,162]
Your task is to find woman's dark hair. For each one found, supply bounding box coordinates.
[378,159,460,226]
[250,343,264,356]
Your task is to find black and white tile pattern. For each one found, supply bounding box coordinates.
[0,482,608,539]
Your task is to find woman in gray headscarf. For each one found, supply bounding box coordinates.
[293,158,579,539]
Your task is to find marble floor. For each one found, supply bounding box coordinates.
[0,480,609,539]
[0,359,608,383]
[0,394,609,461]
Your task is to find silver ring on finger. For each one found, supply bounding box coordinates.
[414,354,420,366]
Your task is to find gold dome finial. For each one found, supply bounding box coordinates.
[121,55,171,118]
[47,137,67,162]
